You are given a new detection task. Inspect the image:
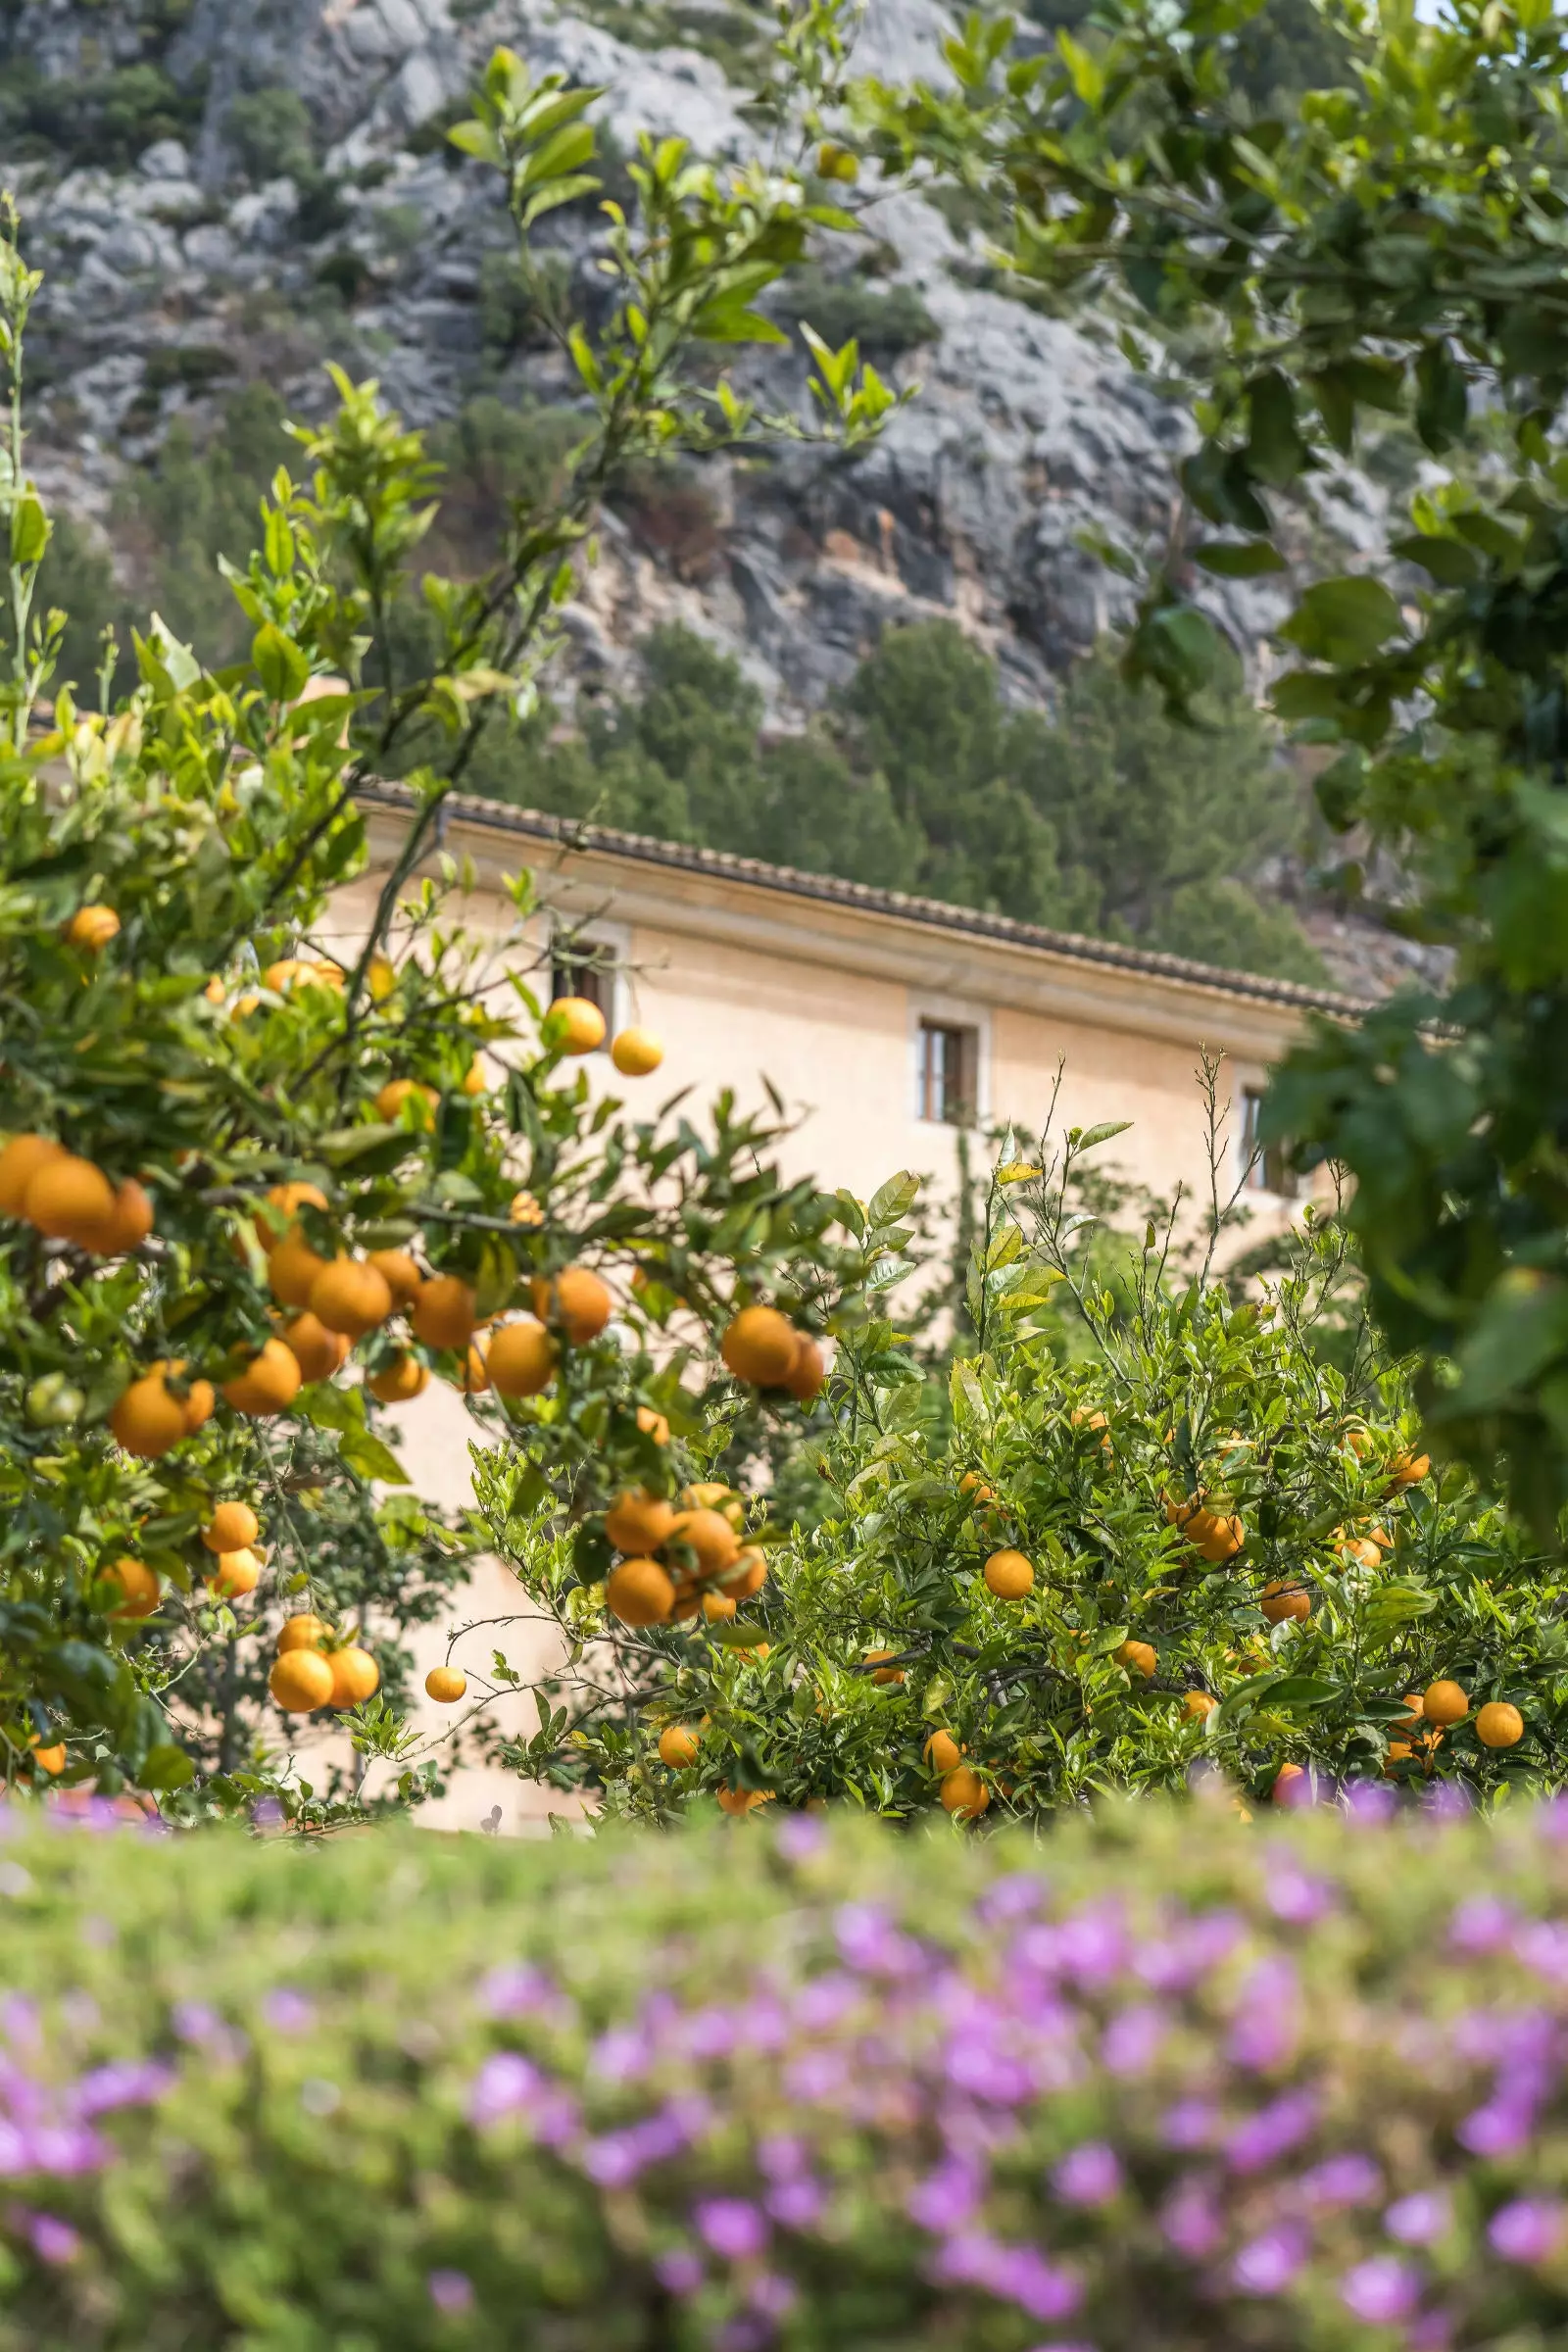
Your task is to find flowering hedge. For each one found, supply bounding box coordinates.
[3,1799,1568,2348]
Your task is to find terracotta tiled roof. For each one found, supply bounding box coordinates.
[358,780,1371,1020]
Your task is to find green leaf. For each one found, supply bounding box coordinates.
[1392,533,1480,587]
[1194,539,1288,578]
[1245,368,1309,488]
[869,1172,920,1226]
[1279,576,1403,666]
[252,622,310,703]
[712,1621,772,1648]
[11,493,48,568]
[137,1743,195,1790]
[1072,1120,1132,1153]
[340,1428,412,1487]
[447,119,503,164]
[1055,28,1104,104]
[1263,1674,1341,1709]
[1415,339,1469,454]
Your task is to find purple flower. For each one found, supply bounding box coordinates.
[72,2060,173,2117]
[929,2231,1080,2321]
[1226,2089,1318,2173]
[0,1999,38,2050]
[1232,2225,1308,2296]
[1514,1922,1568,1984]
[1386,2192,1450,2246]
[1457,2102,1536,2158]
[261,1988,313,2034]
[1161,2098,1218,2151]
[745,2271,798,2320]
[467,2051,541,2131]
[765,2178,825,2230]
[1343,1782,1396,1824]
[1051,2143,1123,2207]
[908,2154,985,2233]
[1448,1895,1515,1954]
[1300,2153,1382,2209]
[976,1873,1049,1926]
[1340,2255,1421,2324]
[1134,1911,1244,1992]
[1101,2005,1166,2076]
[1423,1784,1472,1821]
[1160,2181,1223,2258]
[250,1798,285,1831]
[426,2269,473,2316]
[1055,1908,1126,1984]
[695,2198,768,2264]
[835,1905,922,1979]
[792,1974,858,2033]
[759,2133,809,2181]
[171,2001,221,2044]
[1488,2198,1563,2265]
[773,1813,825,1863]
[480,1965,570,2025]
[26,2212,80,2266]
[1265,1869,1335,1926]
[590,2026,652,2082]
[1227,1959,1298,2072]
[1407,2307,1456,2350]
[654,2248,705,2295]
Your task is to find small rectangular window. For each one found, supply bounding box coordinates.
[551,936,615,1033]
[917,1020,977,1126]
[1241,1085,1298,1198]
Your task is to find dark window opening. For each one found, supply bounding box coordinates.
[918,1020,978,1125]
[1241,1085,1298,1198]
[551,938,615,1034]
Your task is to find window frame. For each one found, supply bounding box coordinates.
[1239,1081,1298,1200]
[549,922,626,1042]
[910,997,989,1128]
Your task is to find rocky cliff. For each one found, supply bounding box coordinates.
[2,0,1424,994]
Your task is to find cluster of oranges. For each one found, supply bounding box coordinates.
[267,1612,381,1714]
[604,1480,768,1627]
[0,1133,155,1258]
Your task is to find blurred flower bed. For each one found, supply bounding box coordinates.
[1,1796,1567,2347]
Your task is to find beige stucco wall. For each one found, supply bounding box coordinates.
[305,797,1338,1829]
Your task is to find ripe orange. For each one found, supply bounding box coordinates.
[181,1379,215,1434]
[940,1765,991,1820]
[605,1557,676,1627]
[269,1225,329,1309]
[1422,1679,1470,1727]
[368,1352,430,1404]
[368,954,396,1002]
[25,1152,116,1243]
[76,1176,155,1255]
[1071,1405,1113,1452]
[669,1508,740,1575]
[486,1319,558,1398]
[221,1338,303,1417]
[865,1648,906,1686]
[783,1336,827,1402]
[264,957,310,994]
[1338,1536,1383,1572]
[328,1646,380,1707]
[412,1274,477,1350]
[702,1591,737,1622]
[66,904,121,951]
[203,1500,259,1554]
[110,1369,189,1458]
[958,1471,995,1505]
[207,1547,260,1599]
[376,1077,438,1124]
[269,1649,335,1712]
[0,1134,64,1216]
[29,1740,66,1776]
[659,1725,701,1768]
[425,1666,467,1703]
[280,1312,350,1386]
[309,1255,393,1340]
[605,1490,677,1553]
[549,995,607,1054]
[720,1305,798,1386]
[984,1548,1034,1600]
[462,1056,488,1097]
[1387,1450,1431,1492]
[531,1266,613,1346]
[722,1547,768,1599]
[1261,1580,1310,1624]
[276,1615,328,1655]
[367,1249,422,1309]
[103,1557,160,1618]
[1116,1639,1157,1678]
[1272,1762,1306,1800]
[509,1190,545,1227]
[458,1338,491,1396]
[637,1404,671,1446]
[925,1729,963,1773]
[259,1182,327,1250]
[611,1027,663,1077]
[1193,1511,1246,1563]
[1183,1690,1218,1722]
[1476,1700,1525,1749]
[716,1786,774,1816]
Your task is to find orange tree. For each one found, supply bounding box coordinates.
[0,13,895,1814]
[490,1118,1566,1822]
[857,0,1568,1543]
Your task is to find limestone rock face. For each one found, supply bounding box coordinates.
[4,0,1416,987]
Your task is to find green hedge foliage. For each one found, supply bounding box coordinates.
[2,1800,1568,2347]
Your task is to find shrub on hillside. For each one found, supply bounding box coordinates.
[2,1802,1568,2347]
